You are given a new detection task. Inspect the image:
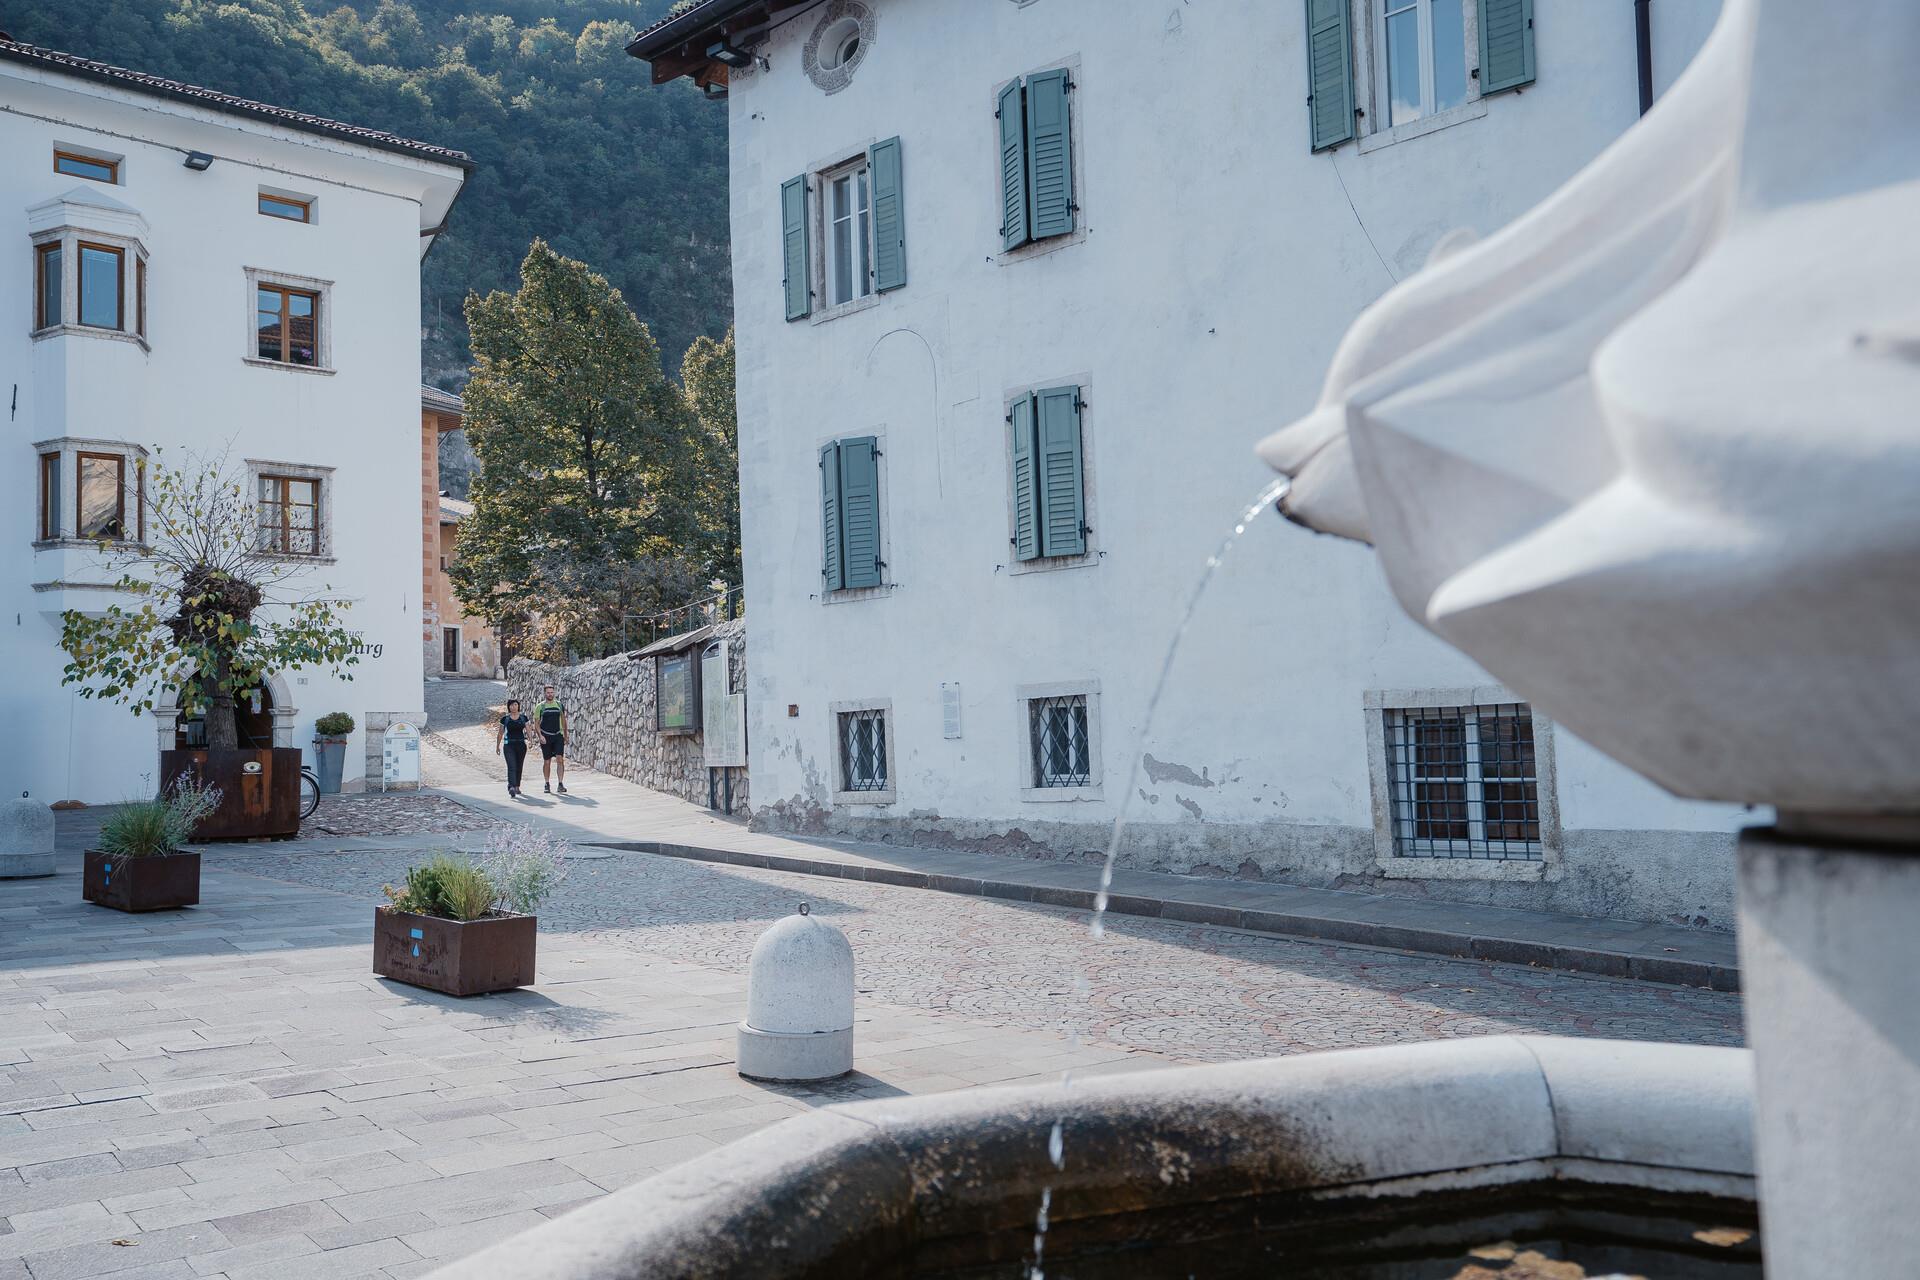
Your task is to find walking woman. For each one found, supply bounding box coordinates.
[495,698,530,798]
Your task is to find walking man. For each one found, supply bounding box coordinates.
[494,698,530,798]
[534,684,569,794]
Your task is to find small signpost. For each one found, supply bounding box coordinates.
[382,721,420,791]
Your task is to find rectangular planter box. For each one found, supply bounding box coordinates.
[162,748,301,840]
[83,850,200,912]
[374,907,537,996]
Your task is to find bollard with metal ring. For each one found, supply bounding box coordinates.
[736,902,855,1081]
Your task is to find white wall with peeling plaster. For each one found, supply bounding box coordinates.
[724,0,1747,927]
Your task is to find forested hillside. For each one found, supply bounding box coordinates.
[0,1,731,382]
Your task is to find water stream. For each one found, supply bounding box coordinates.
[1028,476,1292,1280]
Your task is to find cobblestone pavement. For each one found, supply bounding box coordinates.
[207,836,1744,1063]
[307,794,508,839]
[422,678,510,787]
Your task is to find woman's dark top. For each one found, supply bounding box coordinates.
[500,714,529,744]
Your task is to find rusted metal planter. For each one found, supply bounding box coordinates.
[162,748,301,839]
[83,850,200,912]
[374,907,537,997]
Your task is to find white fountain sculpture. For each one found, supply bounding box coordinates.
[1260,2,1920,1273]
[1259,0,1920,816]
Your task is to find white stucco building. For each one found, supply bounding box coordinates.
[0,37,468,802]
[632,0,1749,928]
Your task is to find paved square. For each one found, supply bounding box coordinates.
[2,785,1741,1278]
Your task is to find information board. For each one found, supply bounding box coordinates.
[382,721,420,789]
[657,652,698,734]
[702,643,747,768]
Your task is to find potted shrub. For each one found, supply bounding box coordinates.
[375,827,568,996]
[84,774,221,912]
[58,454,363,839]
[311,712,355,794]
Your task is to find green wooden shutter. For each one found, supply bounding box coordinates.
[1009,394,1040,561]
[1035,385,1085,558]
[997,78,1029,251]
[869,136,906,293]
[1478,0,1536,95]
[1025,68,1074,241]
[839,436,883,589]
[1305,0,1355,152]
[820,441,843,591]
[781,175,811,321]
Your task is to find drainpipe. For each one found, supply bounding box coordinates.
[1634,0,1654,115]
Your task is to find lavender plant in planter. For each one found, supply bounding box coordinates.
[84,774,220,913]
[375,827,568,997]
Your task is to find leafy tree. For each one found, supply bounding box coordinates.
[452,241,710,659]
[58,455,361,752]
[0,0,731,377]
[682,327,740,589]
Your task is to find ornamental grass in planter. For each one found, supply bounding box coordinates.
[375,827,569,997]
[84,774,221,913]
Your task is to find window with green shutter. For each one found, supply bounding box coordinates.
[782,175,811,321]
[820,437,885,592]
[996,67,1075,252]
[1007,386,1087,563]
[869,136,907,292]
[1305,0,1355,151]
[1476,0,1535,96]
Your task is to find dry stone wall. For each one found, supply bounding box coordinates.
[507,620,748,812]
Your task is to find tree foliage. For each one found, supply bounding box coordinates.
[681,327,740,590]
[58,455,361,751]
[452,241,726,660]
[0,0,731,380]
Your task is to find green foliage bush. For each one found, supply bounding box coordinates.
[4,1,731,377]
[383,830,569,920]
[98,773,222,858]
[314,712,356,738]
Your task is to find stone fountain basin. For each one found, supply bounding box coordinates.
[432,1035,1753,1278]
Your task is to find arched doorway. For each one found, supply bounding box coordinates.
[172,675,276,749]
[155,668,295,754]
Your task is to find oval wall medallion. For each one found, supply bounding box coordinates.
[802,0,875,95]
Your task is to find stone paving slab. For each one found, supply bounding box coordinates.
[2,827,1154,1278]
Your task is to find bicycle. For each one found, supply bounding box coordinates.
[299,766,322,821]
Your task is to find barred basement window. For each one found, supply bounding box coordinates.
[838,707,888,792]
[1028,693,1091,788]
[1384,703,1540,859]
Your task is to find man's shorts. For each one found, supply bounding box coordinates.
[539,734,565,760]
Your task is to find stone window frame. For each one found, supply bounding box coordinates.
[246,457,337,564]
[805,144,884,325]
[991,52,1089,266]
[816,427,896,605]
[1362,686,1564,883]
[243,265,336,375]
[31,437,149,549]
[1001,372,1100,576]
[829,697,896,806]
[29,225,150,351]
[1351,0,1491,155]
[1017,679,1104,803]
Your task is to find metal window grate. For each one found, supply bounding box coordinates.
[1029,694,1091,788]
[838,708,888,792]
[1385,703,1541,859]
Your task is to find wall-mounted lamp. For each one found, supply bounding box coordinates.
[707,39,754,68]
[183,151,214,171]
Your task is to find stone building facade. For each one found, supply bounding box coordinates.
[508,620,748,813]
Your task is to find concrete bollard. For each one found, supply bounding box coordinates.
[736,904,855,1081]
[0,794,56,879]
